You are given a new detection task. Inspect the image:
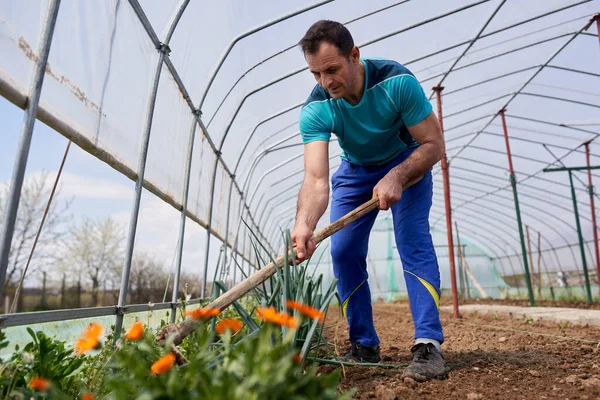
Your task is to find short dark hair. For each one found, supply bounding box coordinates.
[298,20,354,57]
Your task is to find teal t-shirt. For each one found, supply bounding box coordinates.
[299,58,432,166]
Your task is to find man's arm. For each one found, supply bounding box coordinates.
[292,140,330,261]
[373,111,444,210]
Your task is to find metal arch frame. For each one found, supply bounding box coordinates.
[219,133,310,277]
[226,155,342,276]
[128,0,272,304]
[431,165,595,230]
[206,0,413,128]
[0,0,597,328]
[196,0,333,111]
[438,185,580,268]
[219,113,301,272]
[208,0,590,129]
[250,145,596,268]
[428,0,508,100]
[114,0,191,338]
[447,22,593,163]
[260,155,588,255]
[214,5,592,190]
[420,32,579,88]
[215,4,597,267]
[0,0,61,302]
[433,169,596,272]
[193,1,334,297]
[203,0,499,270]
[443,171,591,223]
[428,204,526,286]
[433,191,564,279]
[227,151,342,274]
[227,19,596,262]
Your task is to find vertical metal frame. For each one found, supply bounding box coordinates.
[433,86,460,318]
[114,0,189,337]
[0,0,62,303]
[499,109,535,306]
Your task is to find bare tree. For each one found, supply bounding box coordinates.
[129,253,170,304]
[61,217,123,306]
[0,172,71,294]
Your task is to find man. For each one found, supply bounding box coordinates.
[291,20,448,382]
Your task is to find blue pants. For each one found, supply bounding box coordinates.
[330,148,443,347]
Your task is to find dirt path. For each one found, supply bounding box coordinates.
[319,301,600,399]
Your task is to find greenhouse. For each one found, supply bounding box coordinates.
[0,0,599,398]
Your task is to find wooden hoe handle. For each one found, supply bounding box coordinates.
[155,197,380,347]
[156,174,424,349]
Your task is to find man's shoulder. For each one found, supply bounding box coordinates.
[303,84,330,108]
[364,58,415,89]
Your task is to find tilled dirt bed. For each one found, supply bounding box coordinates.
[319,301,600,399]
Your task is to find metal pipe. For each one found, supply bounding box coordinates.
[433,86,459,318]
[116,0,189,337]
[0,0,61,304]
[544,165,600,172]
[499,109,535,306]
[197,0,333,109]
[170,120,197,323]
[449,23,590,163]
[585,142,600,298]
[205,3,496,265]
[568,171,593,304]
[159,0,193,325]
[114,50,165,339]
[431,0,506,96]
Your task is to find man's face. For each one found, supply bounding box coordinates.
[305,42,360,100]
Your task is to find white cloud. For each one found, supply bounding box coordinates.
[2,170,133,201]
[56,171,132,200]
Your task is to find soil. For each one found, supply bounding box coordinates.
[446,297,600,310]
[318,300,600,399]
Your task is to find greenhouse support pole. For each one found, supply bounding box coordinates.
[584,142,600,298]
[568,171,593,305]
[0,0,61,305]
[170,119,198,323]
[114,47,167,340]
[499,109,535,306]
[433,85,459,319]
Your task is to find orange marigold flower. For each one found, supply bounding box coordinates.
[286,300,324,322]
[28,377,50,392]
[75,322,103,355]
[81,393,95,400]
[185,307,220,320]
[215,318,243,335]
[124,320,144,341]
[256,306,298,329]
[151,353,175,374]
[292,353,303,364]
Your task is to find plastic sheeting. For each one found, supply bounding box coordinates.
[1,0,600,289]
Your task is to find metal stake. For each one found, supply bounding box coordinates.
[433,85,459,318]
[499,109,535,306]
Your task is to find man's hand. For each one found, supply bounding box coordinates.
[291,222,316,264]
[373,170,403,210]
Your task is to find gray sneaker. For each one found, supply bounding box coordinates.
[402,343,450,381]
[340,343,381,363]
